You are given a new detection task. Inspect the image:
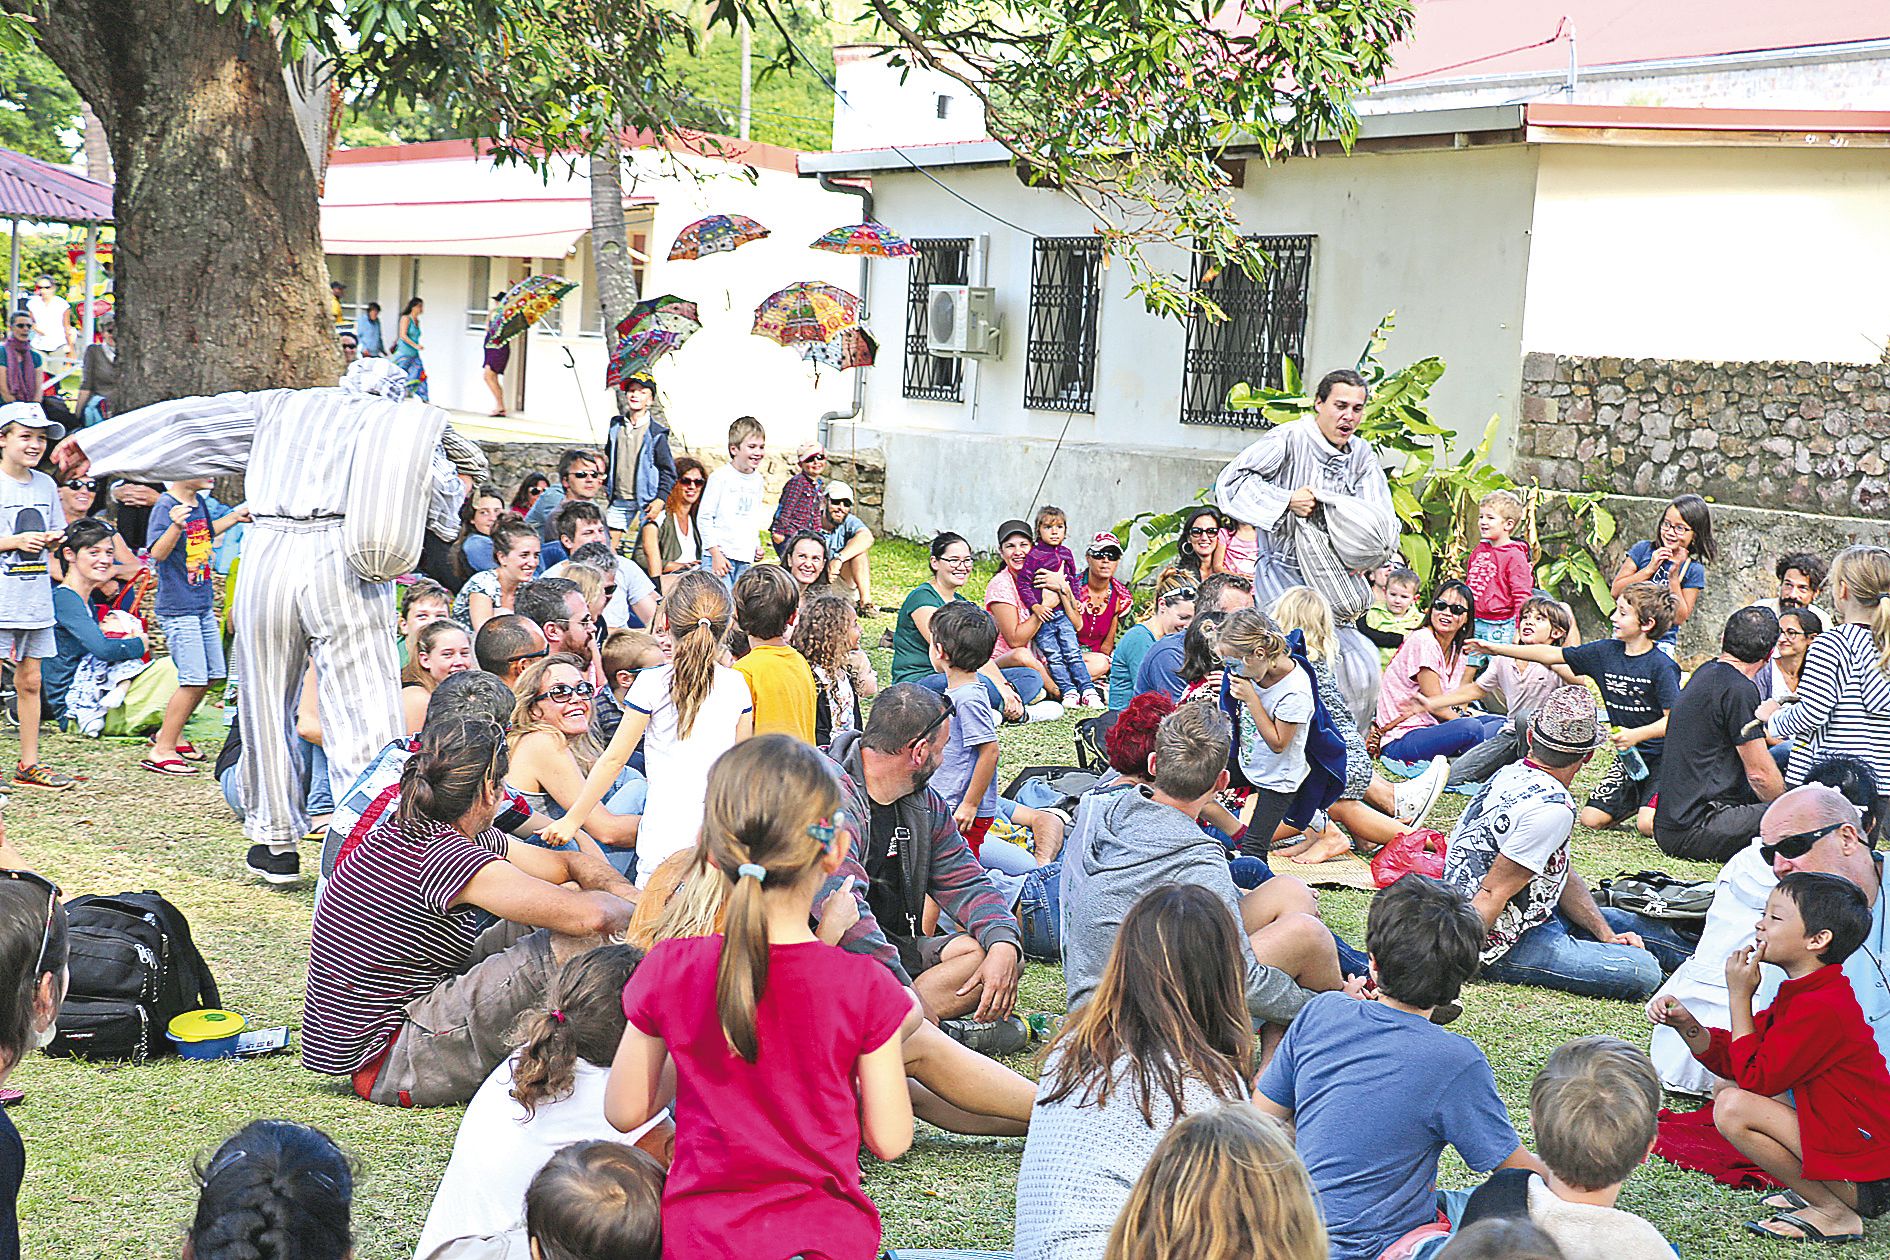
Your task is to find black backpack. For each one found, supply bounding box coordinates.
[48,892,221,1062]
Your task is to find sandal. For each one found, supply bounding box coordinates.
[140,757,198,777]
[1745,1211,1863,1245]
[1762,1190,1812,1213]
[147,735,206,762]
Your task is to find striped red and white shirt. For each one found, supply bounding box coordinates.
[302,815,507,1075]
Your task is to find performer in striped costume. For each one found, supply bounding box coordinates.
[55,359,488,882]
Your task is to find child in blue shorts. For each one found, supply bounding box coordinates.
[146,476,246,775]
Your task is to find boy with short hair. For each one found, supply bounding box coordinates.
[1257,873,1538,1260]
[927,600,1002,853]
[1016,505,1101,708]
[599,627,664,743]
[1457,1037,1675,1260]
[731,563,815,742]
[1465,490,1533,671]
[1475,582,1680,831]
[0,403,71,789]
[1363,567,1424,666]
[146,475,245,775]
[1654,871,1890,1244]
[698,416,768,587]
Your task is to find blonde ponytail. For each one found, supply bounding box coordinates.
[664,572,732,738]
[1833,546,1890,674]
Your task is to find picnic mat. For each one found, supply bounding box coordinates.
[1279,854,1379,891]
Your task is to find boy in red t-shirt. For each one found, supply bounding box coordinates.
[1652,871,1890,1244]
[1464,489,1534,675]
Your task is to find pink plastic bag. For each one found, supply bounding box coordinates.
[1370,828,1447,888]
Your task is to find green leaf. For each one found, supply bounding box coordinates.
[1400,534,1434,586]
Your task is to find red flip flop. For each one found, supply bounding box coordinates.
[175,741,205,762]
[140,758,198,777]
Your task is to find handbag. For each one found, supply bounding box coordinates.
[1596,870,1714,923]
[1370,828,1448,888]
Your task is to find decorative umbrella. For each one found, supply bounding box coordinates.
[608,328,689,388]
[614,295,701,341]
[752,281,863,348]
[484,274,577,347]
[800,326,878,371]
[668,214,770,260]
[810,222,917,258]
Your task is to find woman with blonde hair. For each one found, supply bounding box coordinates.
[1271,586,1438,862]
[507,653,643,873]
[1108,568,1196,713]
[540,572,752,885]
[1103,1105,1326,1260]
[1760,544,1890,830]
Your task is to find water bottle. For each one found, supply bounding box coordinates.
[1616,746,1648,782]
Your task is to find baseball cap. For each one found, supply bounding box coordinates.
[826,480,855,502]
[0,401,64,442]
[796,441,826,463]
[623,372,655,392]
[997,519,1032,546]
[1528,686,1606,757]
[1087,531,1123,557]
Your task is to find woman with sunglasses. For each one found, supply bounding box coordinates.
[638,455,706,596]
[511,472,550,518]
[1108,568,1196,713]
[1175,509,1222,583]
[506,656,643,876]
[890,532,1047,723]
[1373,579,1505,765]
[1074,532,1135,689]
[0,865,69,1257]
[49,476,142,590]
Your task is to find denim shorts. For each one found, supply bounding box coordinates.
[1468,616,1512,667]
[159,609,227,686]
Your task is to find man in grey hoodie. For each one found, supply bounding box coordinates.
[1063,700,1351,1028]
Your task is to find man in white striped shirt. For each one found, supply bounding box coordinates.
[55,360,488,883]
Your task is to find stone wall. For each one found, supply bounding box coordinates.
[1514,351,1890,515]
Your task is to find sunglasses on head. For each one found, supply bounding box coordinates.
[911,694,957,748]
[1432,599,1469,616]
[0,869,58,979]
[1760,820,1847,865]
[1159,585,1198,606]
[532,680,595,705]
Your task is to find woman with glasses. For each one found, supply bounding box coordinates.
[638,455,706,596]
[1373,579,1505,765]
[1108,568,1196,714]
[49,476,143,590]
[1175,508,1223,583]
[890,532,1050,722]
[0,865,68,1257]
[1074,531,1134,689]
[1758,605,1825,772]
[506,655,643,876]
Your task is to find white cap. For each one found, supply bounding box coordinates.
[0,402,64,442]
[826,481,855,501]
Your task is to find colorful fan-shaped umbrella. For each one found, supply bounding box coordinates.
[810,222,917,258]
[607,329,686,389]
[614,295,701,341]
[800,327,878,371]
[668,214,770,260]
[752,282,863,348]
[484,274,577,347]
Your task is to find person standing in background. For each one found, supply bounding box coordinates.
[353,302,385,357]
[25,278,73,389]
[393,297,428,400]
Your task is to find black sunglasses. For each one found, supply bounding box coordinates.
[830,498,853,508]
[679,476,706,487]
[63,479,97,491]
[532,680,595,705]
[1760,820,1847,865]
[0,870,58,980]
[506,645,551,665]
[911,694,957,748]
[1090,548,1123,561]
[1187,526,1217,537]
[1431,600,1469,616]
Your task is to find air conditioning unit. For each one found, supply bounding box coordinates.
[925,285,1001,357]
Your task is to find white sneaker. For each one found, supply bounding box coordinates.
[1395,756,1450,831]
[1081,691,1105,709]
[1025,699,1066,723]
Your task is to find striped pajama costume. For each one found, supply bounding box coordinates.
[76,388,487,852]
[1215,417,1400,731]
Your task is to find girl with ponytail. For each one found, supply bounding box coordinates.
[540,571,753,886]
[608,735,916,1260]
[184,1120,353,1260]
[414,945,670,1260]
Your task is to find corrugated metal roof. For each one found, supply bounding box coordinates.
[0,148,112,225]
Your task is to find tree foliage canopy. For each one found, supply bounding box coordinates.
[0,42,81,162]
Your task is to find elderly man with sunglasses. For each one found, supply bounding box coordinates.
[1649,784,1890,1093]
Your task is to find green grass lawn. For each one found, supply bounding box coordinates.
[10,537,1790,1258]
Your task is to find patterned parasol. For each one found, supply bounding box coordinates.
[614,295,701,341]
[668,214,770,260]
[751,281,863,348]
[608,328,686,388]
[809,222,918,258]
[799,326,878,371]
[484,274,577,347]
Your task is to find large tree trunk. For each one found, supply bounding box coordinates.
[588,148,640,413]
[15,0,340,409]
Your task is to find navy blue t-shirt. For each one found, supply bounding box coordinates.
[1132,630,1188,700]
[1563,637,1681,756]
[146,493,215,617]
[1625,539,1705,646]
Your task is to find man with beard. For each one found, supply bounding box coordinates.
[820,684,1024,1034]
[1215,368,1399,727]
[514,577,595,673]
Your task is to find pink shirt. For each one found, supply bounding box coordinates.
[622,935,910,1260]
[1375,628,1470,737]
[984,567,1024,660]
[1465,539,1534,623]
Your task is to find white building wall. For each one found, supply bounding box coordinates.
[1521,143,1890,364]
[834,142,1537,549]
[831,47,990,152]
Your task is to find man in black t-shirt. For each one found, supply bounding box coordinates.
[1652,607,1786,862]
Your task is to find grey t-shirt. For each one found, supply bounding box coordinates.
[934,680,999,818]
[0,469,65,629]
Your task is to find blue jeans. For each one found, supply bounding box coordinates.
[1016,861,1060,961]
[913,668,1045,709]
[220,736,332,818]
[1031,611,1090,698]
[1381,713,1507,763]
[159,609,227,687]
[1480,906,1688,1001]
[721,558,752,591]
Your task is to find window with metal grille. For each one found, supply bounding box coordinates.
[1023,237,1103,412]
[902,238,971,401]
[1178,235,1315,428]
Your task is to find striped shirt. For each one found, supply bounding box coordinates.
[302,816,507,1075]
[1768,622,1890,790]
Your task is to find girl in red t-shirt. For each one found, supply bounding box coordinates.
[607,735,917,1260]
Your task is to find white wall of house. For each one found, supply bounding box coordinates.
[831,47,989,153]
[826,139,1537,548]
[1521,142,1890,364]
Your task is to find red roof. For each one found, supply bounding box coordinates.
[0,148,112,225]
[1382,0,1890,84]
[331,128,805,176]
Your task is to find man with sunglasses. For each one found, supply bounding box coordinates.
[515,578,595,674]
[24,276,74,385]
[769,440,827,550]
[472,614,549,689]
[820,481,878,616]
[525,448,606,545]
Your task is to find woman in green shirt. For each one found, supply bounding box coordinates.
[891,532,1046,720]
